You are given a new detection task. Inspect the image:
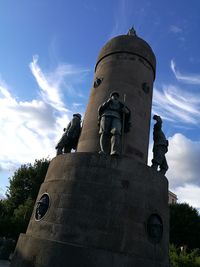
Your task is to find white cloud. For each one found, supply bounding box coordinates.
[153,84,200,124]
[30,55,66,111]
[171,59,200,84]
[0,84,61,170]
[174,184,200,209]
[167,134,200,188]
[148,133,200,209]
[30,55,90,110]
[0,57,89,177]
[170,25,183,34]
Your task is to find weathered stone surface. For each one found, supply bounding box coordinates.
[11,153,169,267]
[11,34,169,267]
[11,233,167,267]
[77,34,156,164]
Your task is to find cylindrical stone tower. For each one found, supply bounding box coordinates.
[11,33,169,267]
[77,34,156,164]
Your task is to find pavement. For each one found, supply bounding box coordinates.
[0,260,10,267]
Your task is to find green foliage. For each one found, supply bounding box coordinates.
[0,158,50,240]
[13,197,35,238]
[6,158,50,213]
[170,203,200,249]
[169,244,200,267]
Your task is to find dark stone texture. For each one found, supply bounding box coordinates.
[11,153,169,267]
[11,234,167,267]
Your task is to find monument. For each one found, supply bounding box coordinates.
[11,30,169,267]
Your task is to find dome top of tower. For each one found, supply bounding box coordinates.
[95,34,156,79]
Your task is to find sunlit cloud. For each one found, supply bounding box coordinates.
[29,55,90,111]
[0,57,89,177]
[167,134,200,188]
[148,133,200,209]
[0,84,58,169]
[30,55,66,111]
[153,85,200,124]
[171,59,200,84]
[174,184,200,210]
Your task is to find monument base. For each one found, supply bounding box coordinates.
[12,233,168,267]
[11,153,169,267]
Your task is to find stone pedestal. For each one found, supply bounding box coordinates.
[11,153,169,267]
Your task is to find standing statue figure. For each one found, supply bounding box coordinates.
[55,113,82,155]
[98,91,131,156]
[151,115,168,175]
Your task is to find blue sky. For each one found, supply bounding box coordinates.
[0,0,200,209]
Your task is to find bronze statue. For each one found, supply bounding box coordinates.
[55,113,82,155]
[98,91,131,156]
[151,115,168,175]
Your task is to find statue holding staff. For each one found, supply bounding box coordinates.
[98,91,131,156]
[151,115,168,175]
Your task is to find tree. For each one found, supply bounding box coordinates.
[170,203,200,249]
[0,158,50,239]
[169,244,200,267]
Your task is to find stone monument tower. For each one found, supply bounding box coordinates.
[11,31,169,267]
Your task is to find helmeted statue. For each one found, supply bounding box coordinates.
[151,115,168,175]
[98,91,131,156]
[55,113,82,155]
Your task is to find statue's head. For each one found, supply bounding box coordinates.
[73,113,82,120]
[153,114,161,120]
[110,91,120,100]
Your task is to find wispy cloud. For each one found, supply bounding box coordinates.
[171,59,200,84]
[30,55,65,111]
[29,55,89,111]
[0,57,89,175]
[170,25,183,34]
[0,83,59,169]
[167,134,200,188]
[153,84,200,124]
[109,0,131,38]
